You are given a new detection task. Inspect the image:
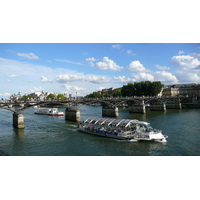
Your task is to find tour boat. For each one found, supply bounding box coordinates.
[34,108,64,116]
[77,117,168,142]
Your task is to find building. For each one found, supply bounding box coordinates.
[10,92,21,101]
[162,83,200,97]
[101,87,121,95]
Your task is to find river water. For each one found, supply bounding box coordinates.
[0,105,200,156]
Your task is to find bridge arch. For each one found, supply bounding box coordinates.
[144,97,165,105]
[115,99,142,107]
[80,98,116,107]
[0,107,21,115]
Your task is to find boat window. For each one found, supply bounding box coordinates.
[146,125,153,132]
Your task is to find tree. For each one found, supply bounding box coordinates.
[47,93,56,100]
[113,89,122,97]
[57,94,66,100]
[19,95,32,101]
[121,83,135,97]
[121,81,162,97]
[150,81,162,96]
[85,92,102,98]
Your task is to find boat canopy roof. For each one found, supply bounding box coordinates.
[83,117,149,128]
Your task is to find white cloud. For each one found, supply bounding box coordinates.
[178,50,185,55]
[17,52,39,60]
[0,92,11,97]
[176,70,200,83]
[30,86,44,93]
[56,74,84,83]
[169,54,200,83]
[94,57,123,71]
[0,58,112,98]
[127,61,147,72]
[170,55,200,70]
[120,70,178,84]
[132,72,154,82]
[112,44,121,49]
[113,76,132,83]
[190,53,200,58]
[126,49,135,56]
[8,74,19,78]
[154,71,178,83]
[0,57,55,77]
[54,59,82,65]
[87,75,109,84]
[175,66,200,83]
[114,73,154,83]
[41,76,53,83]
[56,74,109,84]
[85,57,97,61]
[61,84,85,92]
[156,65,170,71]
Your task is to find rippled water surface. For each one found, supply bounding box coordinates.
[0,105,200,156]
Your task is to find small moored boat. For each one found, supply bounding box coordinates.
[77,117,168,142]
[34,108,64,116]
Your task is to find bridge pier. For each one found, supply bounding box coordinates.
[150,104,166,111]
[13,112,24,129]
[129,104,146,114]
[102,106,119,118]
[65,108,80,122]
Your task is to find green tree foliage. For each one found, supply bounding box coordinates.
[57,94,66,100]
[112,89,122,97]
[85,92,102,98]
[47,93,56,100]
[19,95,32,101]
[121,81,162,97]
[85,81,162,98]
[121,83,135,97]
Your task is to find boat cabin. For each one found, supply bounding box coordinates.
[82,117,153,134]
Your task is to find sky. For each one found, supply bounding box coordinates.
[0,43,200,98]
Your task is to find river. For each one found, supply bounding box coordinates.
[0,105,200,156]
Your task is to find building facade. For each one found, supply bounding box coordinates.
[162,83,200,97]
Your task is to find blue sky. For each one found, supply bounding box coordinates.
[1,1,199,99]
[0,43,200,98]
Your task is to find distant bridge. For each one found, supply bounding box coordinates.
[0,96,197,109]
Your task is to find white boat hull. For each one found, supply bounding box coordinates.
[34,108,64,116]
[78,127,167,142]
[34,112,64,116]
